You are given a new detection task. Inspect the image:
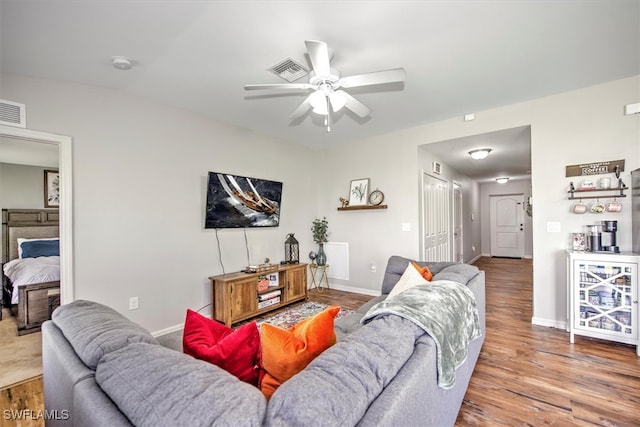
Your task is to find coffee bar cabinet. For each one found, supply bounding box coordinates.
[567,251,639,356]
[209,263,308,327]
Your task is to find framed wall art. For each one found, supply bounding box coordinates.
[348,178,369,206]
[44,169,60,208]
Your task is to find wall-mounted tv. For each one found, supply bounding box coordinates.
[205,171,282,228]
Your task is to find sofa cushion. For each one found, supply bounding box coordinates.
[96,342,266,427]
[432,263,481,284]
[259,306,339,399]
[52,300,157,370]
[265,315,424,426]
[182,309,260,385]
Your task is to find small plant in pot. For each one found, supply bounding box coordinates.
[311,217,329,266]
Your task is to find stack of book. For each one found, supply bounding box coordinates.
[258,289,281,309]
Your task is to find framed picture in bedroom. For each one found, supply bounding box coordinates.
[348,178,369,206]
[44,169,60,208]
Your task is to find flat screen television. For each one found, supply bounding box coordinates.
[205,171,282,228]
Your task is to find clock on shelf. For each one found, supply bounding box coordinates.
[368,189,384,206]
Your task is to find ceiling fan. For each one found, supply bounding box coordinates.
[244,40,406,132]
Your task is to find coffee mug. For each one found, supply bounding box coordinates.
[607,201,622,212]
[590,201,605,213]
[572,202,587,214]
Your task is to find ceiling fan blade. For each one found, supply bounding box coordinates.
[341,92,372,118]
[339,68,406,88]
[305,40,331,77]
[289,95,313,120]
[244,83,313,91]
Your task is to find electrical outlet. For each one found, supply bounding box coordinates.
[370,263,377,273]
[129,296,139,310]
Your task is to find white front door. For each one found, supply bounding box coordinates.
[490,194,525,258]
[453,183,463,263]
[422,173,449,261]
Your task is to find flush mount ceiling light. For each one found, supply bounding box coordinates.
[112,56,133,71]
[495,177,510,184]
[468,148,492,160]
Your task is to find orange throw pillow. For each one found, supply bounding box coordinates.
[259,306,340,399]
[412,262,433,281]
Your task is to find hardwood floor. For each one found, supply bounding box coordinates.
[4,258,639,426]
[457,257,640,426]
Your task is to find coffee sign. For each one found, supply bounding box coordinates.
[565,159,625,177]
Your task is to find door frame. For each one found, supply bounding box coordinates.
[489,193,525,258]
[452,181,463,263]
[0,125,74,304]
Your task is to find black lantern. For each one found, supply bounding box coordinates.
[284,233,299,264]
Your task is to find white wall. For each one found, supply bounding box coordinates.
[4,73,638,331]
[321,75,639,329]
[2,74,319,332]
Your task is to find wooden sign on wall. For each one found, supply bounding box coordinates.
[565,159,625,177]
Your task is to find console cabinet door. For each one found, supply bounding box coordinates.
[229,279,258,322]
[284,266,307,302]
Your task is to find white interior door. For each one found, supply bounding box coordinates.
[422,173,449,261]
[453,183,463,263]
[490,194,525,258]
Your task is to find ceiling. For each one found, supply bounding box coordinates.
[1,1,638,180]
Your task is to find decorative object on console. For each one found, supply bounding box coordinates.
[205,171,282,229]
[339,197,349,208]
[311,217,329,266]
[44,170,59,208]
[348,178,369,206]
[283,233,299,264]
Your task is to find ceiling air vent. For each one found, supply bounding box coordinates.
[0,99,26,128]
[268,57,309,83]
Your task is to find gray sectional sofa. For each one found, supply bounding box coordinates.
[42,255,485,426]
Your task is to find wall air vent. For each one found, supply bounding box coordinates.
[268,57,309,83]
[0,99,26,128]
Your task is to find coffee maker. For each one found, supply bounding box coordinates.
[586,221,620,253]
[600,220,620,253]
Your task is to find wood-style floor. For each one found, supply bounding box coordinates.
[3,257,639,426]
[458,257,640,426]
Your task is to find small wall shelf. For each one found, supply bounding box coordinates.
[568,186,627,200]
[337,205,388,211]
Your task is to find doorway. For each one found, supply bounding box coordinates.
[0,126,73,303]
[422,172,450,261]
[489,193,525,258]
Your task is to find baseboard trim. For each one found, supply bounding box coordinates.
[468,254,482,264]
[152,322,184,338]
[531,317,566,330]
[325,283,381,297]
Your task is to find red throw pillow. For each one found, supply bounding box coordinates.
[259,306,339,399]
[182,309,260,386]
[412,262,433,281]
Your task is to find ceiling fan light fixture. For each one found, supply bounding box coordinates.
[495,177,510,184]
[329,91,347,112]
[309,91,328,115]
[468,148,492,160]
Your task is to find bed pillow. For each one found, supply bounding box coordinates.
[18,238,59,258]
[259,306,339,399]
[182,309,261,386]
[387,263,429,298]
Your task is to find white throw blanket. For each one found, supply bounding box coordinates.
[361,280,481,389]
[3,256,60,304]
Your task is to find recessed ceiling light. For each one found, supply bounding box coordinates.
[495,177,509,184]
[112,56,133,71]
[468,148,492,160]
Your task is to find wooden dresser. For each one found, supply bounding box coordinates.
[209,263,307,326]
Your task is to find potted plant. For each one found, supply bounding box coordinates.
[311,217,329,266]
